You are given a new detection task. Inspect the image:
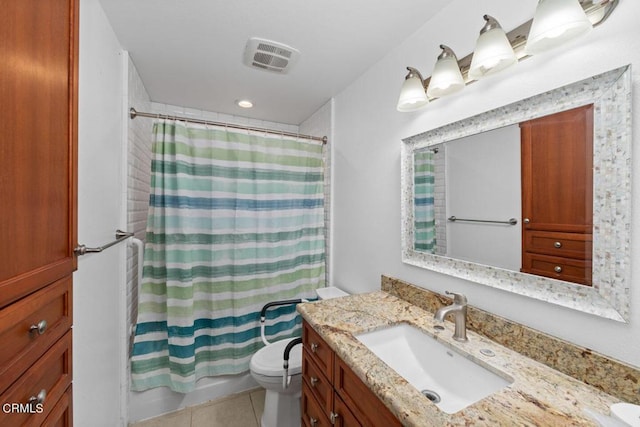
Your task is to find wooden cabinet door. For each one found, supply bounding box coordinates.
[520,104,593,234]
[0,1,77,425]
[0,0,78,306]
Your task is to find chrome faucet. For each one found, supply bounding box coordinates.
[434,291,468,342]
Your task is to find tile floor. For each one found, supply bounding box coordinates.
[130,388,266,427]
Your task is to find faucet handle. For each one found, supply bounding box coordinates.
[445,291,467,305]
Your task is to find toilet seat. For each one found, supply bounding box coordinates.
[250,337,302,377]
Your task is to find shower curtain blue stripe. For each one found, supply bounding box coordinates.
[130,120,325,392]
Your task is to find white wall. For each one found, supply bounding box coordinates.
[76,0,127,425]
[332,0,640,368]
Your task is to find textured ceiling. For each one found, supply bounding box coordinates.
[99,0,449,124]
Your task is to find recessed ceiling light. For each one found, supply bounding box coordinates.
[236,99,253,108]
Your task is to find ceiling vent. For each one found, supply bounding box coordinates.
[243,37,300,74]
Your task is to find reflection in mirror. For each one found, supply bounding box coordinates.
[414,125,521,270]
[414,105,594,287]
[401,65,631,322]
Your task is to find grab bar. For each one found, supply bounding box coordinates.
[448,216,518,226]
[75,230,135,256]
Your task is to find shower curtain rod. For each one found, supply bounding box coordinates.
[129,108,327,144]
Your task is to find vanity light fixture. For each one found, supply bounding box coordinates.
[525,0,593,55]
[397,67,429,112]
[396,0,618,111]
[468,15,517,80]
[426,45,465,99]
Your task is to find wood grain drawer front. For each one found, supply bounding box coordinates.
[303,349,333,418]
[333,357,401,427]
[525,231,592,259]
[42,385,72,427]
[302,322,333,380]
[333,394,361,427]
[301,384,332,427]
[0,277,72,394]
[0,331,72,427]
[523,253,592,286]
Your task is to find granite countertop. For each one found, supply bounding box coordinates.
[297,291,620,427]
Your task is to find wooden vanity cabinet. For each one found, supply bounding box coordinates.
[520,104,593,286]
[301,321,401,427]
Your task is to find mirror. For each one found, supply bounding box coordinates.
[401,65,632,322]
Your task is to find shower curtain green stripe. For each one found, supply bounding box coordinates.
[151,161,322,181]
[155,142,324,168]
[141,265,326,296]
[131,121,325,393]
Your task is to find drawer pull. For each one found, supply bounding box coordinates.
[330,412,340,424]
[554,266,563,273]
[309,416,318,427]
[554,241,563,248]
[310,342,319,353]
[523,218,530,224]
[310,376,319,387]
[29,320,48,336]
[28,389,47,405]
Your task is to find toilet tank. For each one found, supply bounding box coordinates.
[316,286,349,300]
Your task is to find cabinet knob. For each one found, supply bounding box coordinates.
[309,416,318,427]
[310,342,319,353]
[330,412,340,424]
[28,389,47,405]
[29,320,48,336]
[554,266,563,273]
[523,218,530,224]
[554,241,562,248]
[310,376,319,387]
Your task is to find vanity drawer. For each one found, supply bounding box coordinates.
[333,394,361,427]
[303,322,333,381]
[522,253,591,286]
[0,331,72,426]
[524,231,592,259]
[42,385,72,427]
[333,357,401,427]
[301,383,332,427]
[0,277,72,394]
[303,349,333,418]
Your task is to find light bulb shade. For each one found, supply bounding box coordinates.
[426,52,465,98]
[397,72,428,112]
[469,24,517,80]
[525,0,592,55]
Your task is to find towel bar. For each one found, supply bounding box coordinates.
[447,216,518,226]
[75,230,134,256]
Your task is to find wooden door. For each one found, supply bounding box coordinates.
[0,0,78,424]
[520,105,593,285]
[520,105,593,234]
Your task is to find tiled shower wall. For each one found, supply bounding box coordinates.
[300,100,333,285]
[126,57,153,346]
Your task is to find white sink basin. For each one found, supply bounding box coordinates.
[355,323,513,414]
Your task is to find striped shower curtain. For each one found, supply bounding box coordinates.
[130,120,325,392]
[414,150,436,253]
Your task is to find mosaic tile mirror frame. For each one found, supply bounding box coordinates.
[401,65,632,322]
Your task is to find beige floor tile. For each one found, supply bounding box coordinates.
[249,388,266,424]
[191,394,258,427]
[130,407,191,427]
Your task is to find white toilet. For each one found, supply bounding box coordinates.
[249,286,349,427]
